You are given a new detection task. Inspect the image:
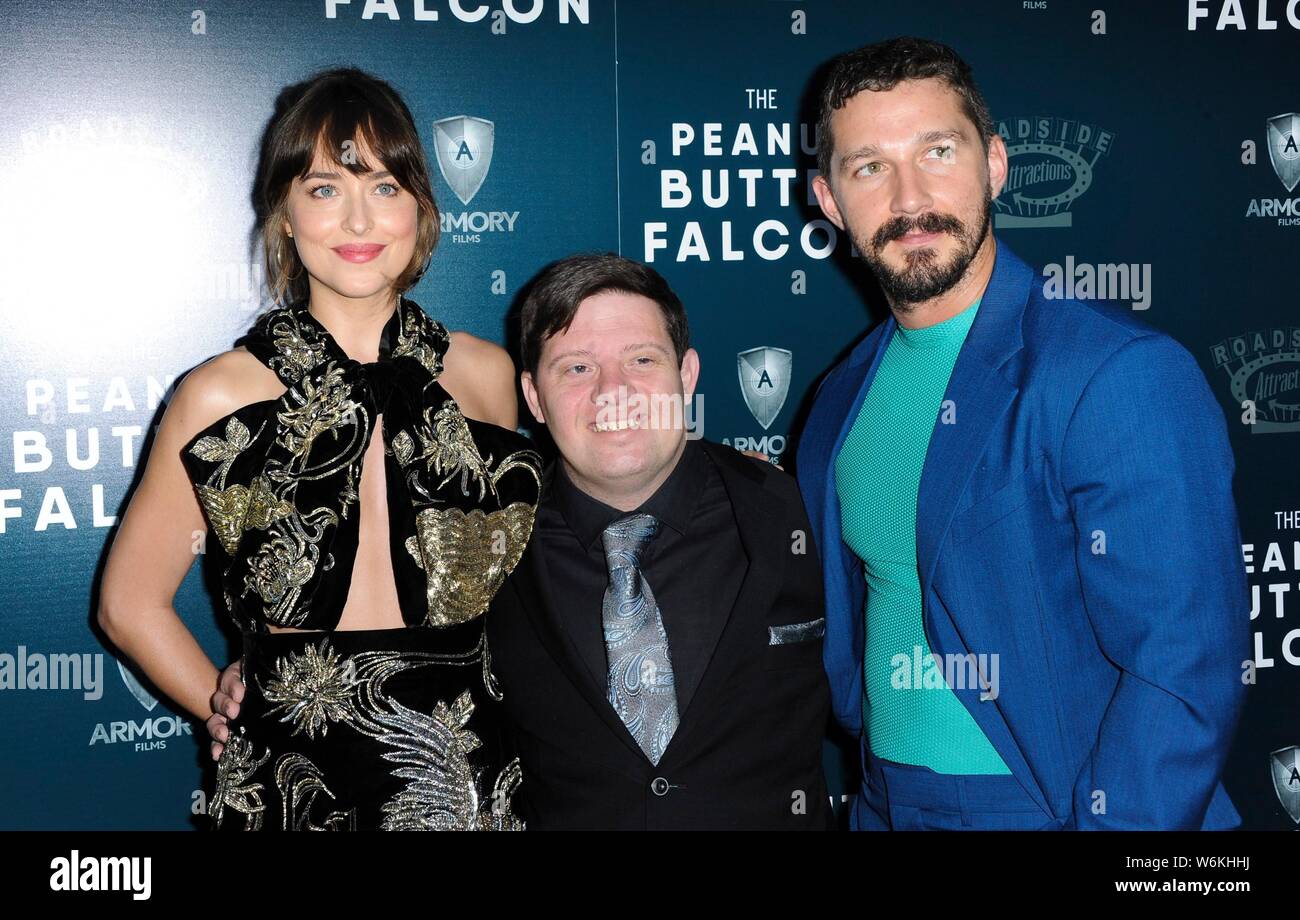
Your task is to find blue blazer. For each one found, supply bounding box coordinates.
[796,238,1249,830]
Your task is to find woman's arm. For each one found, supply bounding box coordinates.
[440,330,519,429]
[97,352,262,722]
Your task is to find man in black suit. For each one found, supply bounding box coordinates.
[205,254,831,830]
[501,253,830,829]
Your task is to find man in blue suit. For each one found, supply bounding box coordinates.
[797,37,1249,830]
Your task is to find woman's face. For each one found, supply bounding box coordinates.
[282,134,419,302]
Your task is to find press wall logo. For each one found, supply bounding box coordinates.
[1210,326,1300,433]
[432,115,518,243]
[724,346,791,462]
[86,657,191,752]
[994,116,1114,229]
[1246,112,1300,225]
[1272,745,1300,825]
[118,658,158,711]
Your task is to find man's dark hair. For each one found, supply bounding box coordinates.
[816,36,996,182]
[519,253,690,377]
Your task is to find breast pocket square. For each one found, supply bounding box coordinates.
[768,617,826,646]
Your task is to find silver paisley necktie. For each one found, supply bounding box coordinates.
[601,513,679,765]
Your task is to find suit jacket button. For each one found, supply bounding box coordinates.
[650,777,670,796]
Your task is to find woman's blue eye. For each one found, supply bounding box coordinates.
[308,182,398,198]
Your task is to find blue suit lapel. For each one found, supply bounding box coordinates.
[914,240,1056,815]
[916,240,1032,587]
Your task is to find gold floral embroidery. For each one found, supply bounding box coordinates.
[276,363,362,462]
[223,642,524,831]
[480,757,525,831]
[266,315,327,383]
[243,532,318,624]
[259,638,359,739]
[390,429,415,468]
[274,752,356,830]
[189,416,252,481]
[211,726,271,831]
[392,306,447,378]
[188,417,291,556]
[408,401,497,501]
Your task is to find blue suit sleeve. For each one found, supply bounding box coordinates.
[1059,333,1249,829]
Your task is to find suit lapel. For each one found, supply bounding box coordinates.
[659,441,781,754]
[913,241,1055,814]
[915,240,1031,592]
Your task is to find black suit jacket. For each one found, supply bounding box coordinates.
[487,439,832,830]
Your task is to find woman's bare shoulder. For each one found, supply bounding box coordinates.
[444,330,511,367]
[441,331,517,427]
[167,348,286,443]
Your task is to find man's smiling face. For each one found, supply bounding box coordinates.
[521,290,700,508]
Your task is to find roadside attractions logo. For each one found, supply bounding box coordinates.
[994,115,1114,229]
[1210,326,1300,434]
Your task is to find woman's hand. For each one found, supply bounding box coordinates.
[739,448,784,470]
[207,659,244,761]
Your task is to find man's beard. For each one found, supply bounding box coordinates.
[856,189,992,309]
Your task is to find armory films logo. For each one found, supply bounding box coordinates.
[1246,112,1300,225]
[1272,745,1300,825]
[1210,326,1300,433]
[118,658,158,711]
[432,115,518,243]
[994,116,1114,229]
[737,347,791,430]
[1268,113,1300,191]
[725,346,792,462]
[87,658,191,753]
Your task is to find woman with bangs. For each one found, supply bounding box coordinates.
[99,68,542,830]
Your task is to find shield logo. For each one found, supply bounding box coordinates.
[432,116,494,205]
[1267,113,1300,193]
[117,659,158,712]
[1271,745,1300,824]
[737,346,792,430]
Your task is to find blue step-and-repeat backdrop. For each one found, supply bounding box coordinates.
[1,0,1297,829]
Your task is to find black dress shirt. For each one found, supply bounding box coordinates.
[538,438,746,715]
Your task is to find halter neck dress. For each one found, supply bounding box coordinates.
[181,295,541,830]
